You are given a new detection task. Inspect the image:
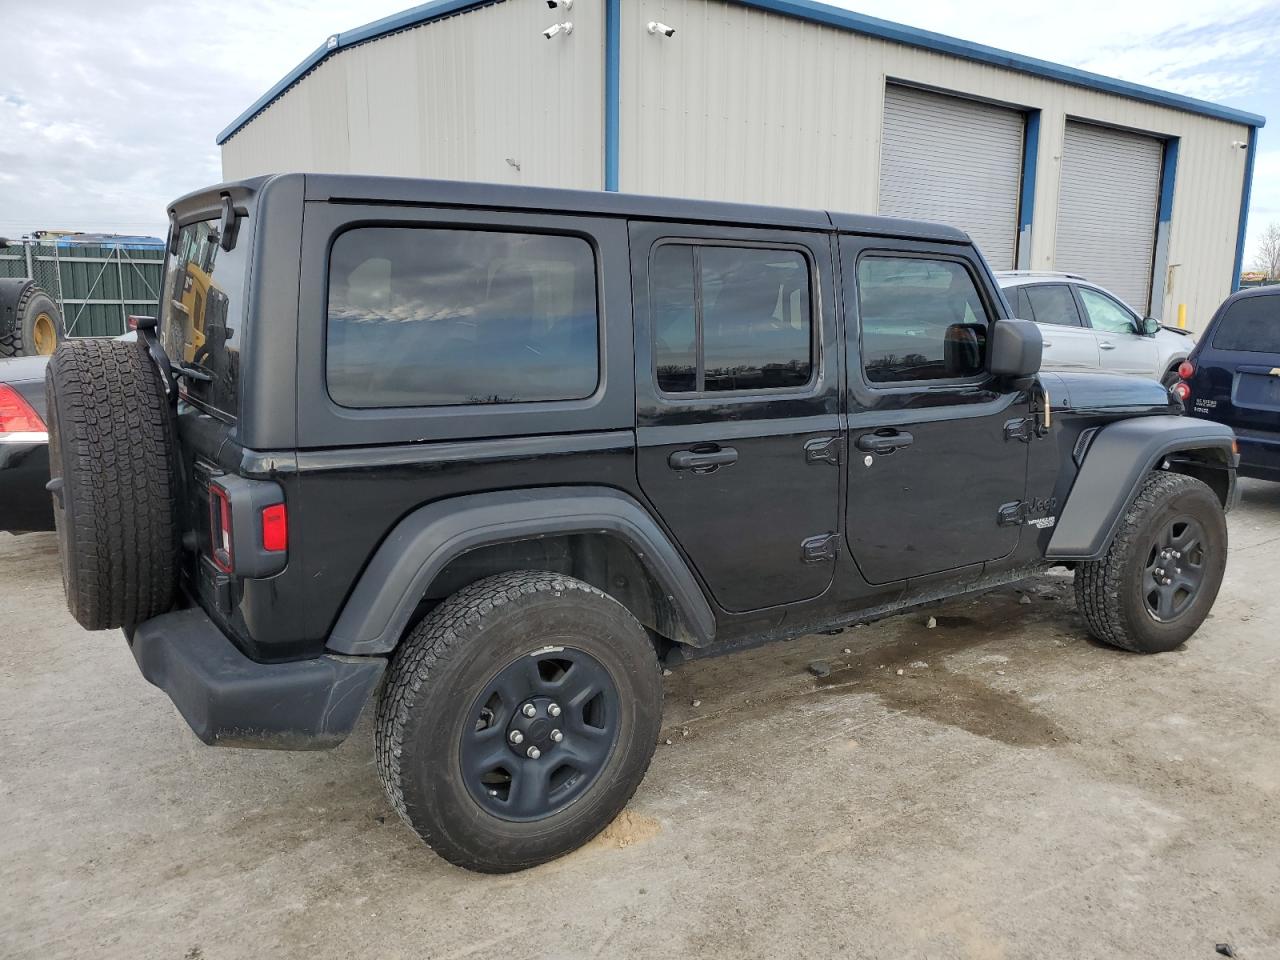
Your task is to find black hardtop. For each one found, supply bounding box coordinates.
[170,172,972,244]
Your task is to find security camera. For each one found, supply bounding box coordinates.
[545,0,572,9]
[542,20,573,38]
[647,21,675,37]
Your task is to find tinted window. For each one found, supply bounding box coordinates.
[651,244,812,393]
[327,228,598,408]
[1078,287,1136,335]
[1014,286,1035,321]
[1211,296,1280,353]
[1025,284,1083,327]
[160,218,248,418]
[857,256,989,383]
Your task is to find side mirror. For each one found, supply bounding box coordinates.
[989,318,1043,380]
[1140,317,1161,336]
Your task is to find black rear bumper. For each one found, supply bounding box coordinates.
[128,607,385,750]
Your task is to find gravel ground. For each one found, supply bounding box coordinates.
[2,479,1278,960]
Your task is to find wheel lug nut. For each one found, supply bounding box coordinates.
[548,703,561,717]
[509,730,524,744]
[551,729,563,742]
[1163,578,1172,586]
[526,746,541,759]
[522,703,537,718]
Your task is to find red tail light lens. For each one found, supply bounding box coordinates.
[1177,360,1195,380]
[208,483,234,574]
[261,502,288,552]
[0,384,46,435]
[1171,381,1191,402]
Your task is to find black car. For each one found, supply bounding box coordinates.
[41,175,1237,873]
[1173,286,1280,481]
[0,353,53,533]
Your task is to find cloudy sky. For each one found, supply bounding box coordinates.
[0,0,1275,265]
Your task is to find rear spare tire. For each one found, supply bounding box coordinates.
[0,283,63,357]
[45,338,179,630]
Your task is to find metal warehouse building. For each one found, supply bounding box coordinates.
[217,0,1265,328]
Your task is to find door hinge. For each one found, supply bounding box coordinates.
[804,436,843,466]
[1004,417,1035,443]
[801,532,839,563]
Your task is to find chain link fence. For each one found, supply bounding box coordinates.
[0,240,165,337]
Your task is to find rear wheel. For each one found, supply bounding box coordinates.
[0,284,63,358]
[376,571,664,873]
[45,338,179,630]
[1074,472,1226,653]
[1161,364,1182,389]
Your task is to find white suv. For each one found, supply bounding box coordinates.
[996,272,1193,385]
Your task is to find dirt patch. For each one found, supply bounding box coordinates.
[586,810,662,850]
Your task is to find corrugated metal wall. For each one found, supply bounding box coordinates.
[620,0,1252,328]
[219,0,1254,330]
[220,0,605,190]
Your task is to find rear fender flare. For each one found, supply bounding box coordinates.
[325,486,716,655]
[1046,416,1236,561]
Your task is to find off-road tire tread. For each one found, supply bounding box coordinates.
[45,338,178,629]
[1074,471,1213,652]
[375,570,661,869]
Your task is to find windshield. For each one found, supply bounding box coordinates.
[159,219,247,418]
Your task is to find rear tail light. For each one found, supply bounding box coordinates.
[1177,360,1195,380]
[261,502,288,552]
[1171,381,1191,402]
[0,384,46,438]
[208,483,234,574]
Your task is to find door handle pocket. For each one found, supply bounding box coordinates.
[668,446,739,472]
[855,430,914,455]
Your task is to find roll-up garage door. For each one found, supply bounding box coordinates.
[879,85,1025,270]
[1054,121,1163,312]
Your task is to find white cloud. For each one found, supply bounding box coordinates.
[0,0,1273,263]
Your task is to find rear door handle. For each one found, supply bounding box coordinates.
[1099,341,1116,350]
[668,446,739,472]
[855,430,914,454]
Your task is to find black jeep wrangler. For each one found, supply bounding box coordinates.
[44,175,1236,873]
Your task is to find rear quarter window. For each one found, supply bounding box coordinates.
[1211,296,1280,353]
[326,227,599,408]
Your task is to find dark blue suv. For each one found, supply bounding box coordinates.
[1175,287,1280,481]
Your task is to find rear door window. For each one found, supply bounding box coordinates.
[650,243,813,394]
[1025,284,1083,326]
[326,227,599,408]
[1211,296,1280,353]
[856,256,990,383]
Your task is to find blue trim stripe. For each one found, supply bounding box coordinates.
[604,0,620,191]
[1232,127,1259,291]
[733,0,1265,129]
[216,0,1267,147]
[1018,110,1040,233]
[1157,137,1179,225]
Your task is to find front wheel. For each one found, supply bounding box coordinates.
[1075,472,1227,653]
[375,571,664,873]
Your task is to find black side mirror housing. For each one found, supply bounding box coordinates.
[989,318,1043,380]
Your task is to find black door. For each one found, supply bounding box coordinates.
[841,239,1031,584]
[631,222,842,613]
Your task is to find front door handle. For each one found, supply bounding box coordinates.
[855,430,914,455]
[1099,341,1116,350]
[668,446,739,472]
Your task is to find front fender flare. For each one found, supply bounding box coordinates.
[325,486,716,655]
[1046,416,1235,561]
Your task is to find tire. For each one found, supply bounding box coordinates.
[44,338,179,630]
[376,570,664,873]
[0,284,63,357]
[1074,472,1227,653]
[1161,365,1182,389]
